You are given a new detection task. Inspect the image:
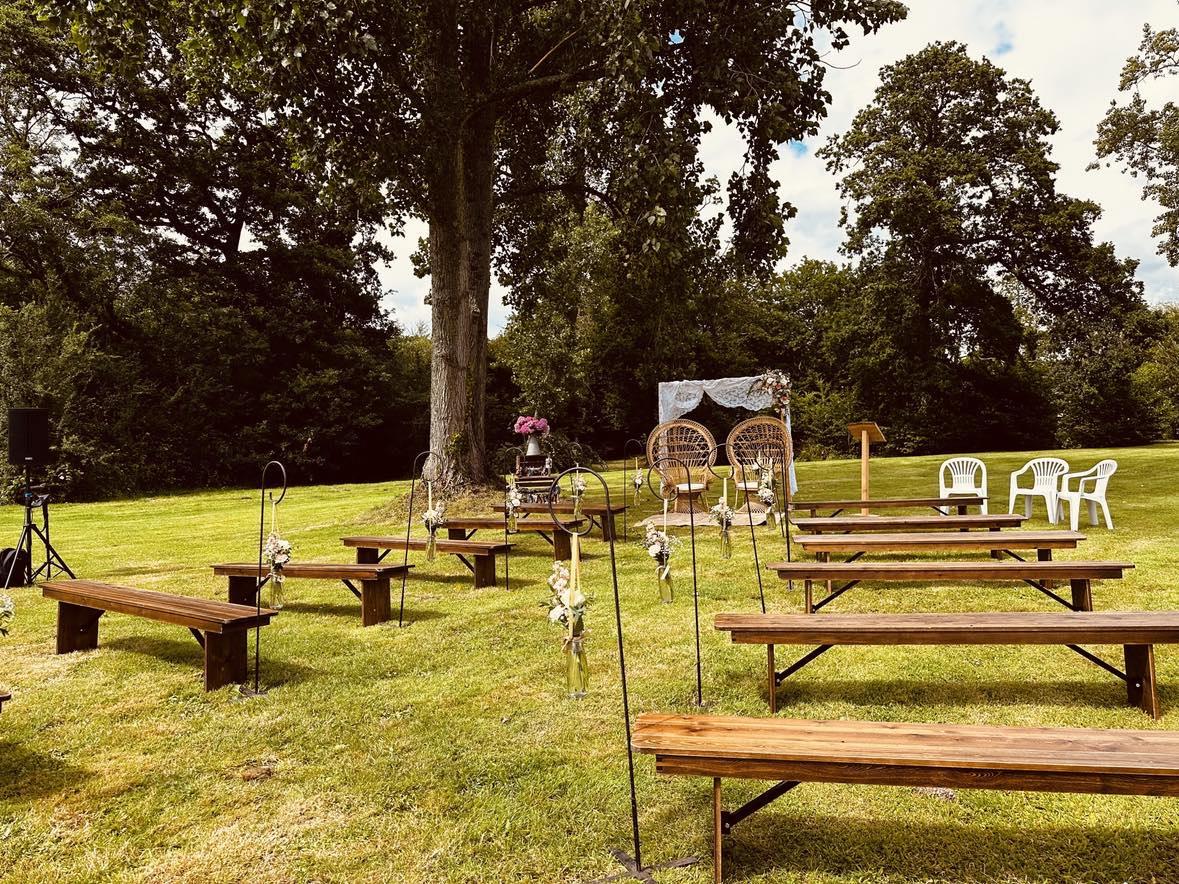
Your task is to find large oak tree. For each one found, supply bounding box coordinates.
[58,0,906,483]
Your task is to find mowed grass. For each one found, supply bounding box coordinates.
[2,443,1179,883]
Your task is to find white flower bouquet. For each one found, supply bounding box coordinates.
[545,561,589,698]
[0,593,13,636]
[504,482,523,534]
[642,523,679,603]
[263,532,292,609]
[422,501,446,561]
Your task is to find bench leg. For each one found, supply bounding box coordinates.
[204,629,248,691]
[1070,578,1093,612]
[361,577,392,626]
[553,531,571,561]
[473,554,497,588]
[767,645,777,714]
[227,574,258,606]
[447,527,467,541]
[1037,548,1054,588]
[56,601,101,653]
[356,546,380,565]
[804,579,813,615]
[600,511,618,542]
[713,778,724,883]
[1125,644,1159,718]
[957,503,967,515]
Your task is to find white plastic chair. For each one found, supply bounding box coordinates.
[1056,460,1117,531]
[937,457,988,514]
[1008,458,1069,523]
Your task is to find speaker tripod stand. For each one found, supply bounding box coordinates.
[4,468,73,591]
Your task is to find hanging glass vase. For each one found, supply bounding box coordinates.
[425,528,438,562]
[565,631,589,699]
[507,511,518,534]
[720,526,733,559]
[269,575,285,611]
[657,564,674,604]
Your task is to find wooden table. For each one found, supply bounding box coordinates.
[44,579,277,690]
[212,562,410,627]
[492,501,628,541]
[793,513,1028,533]
[632,712,1179,883]
[716,611,1175,716]
[789,496,986,518]
[443,515,582,560]
[767,560,1134,613]
[340,536,510,588]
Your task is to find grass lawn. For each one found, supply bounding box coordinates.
[2,443,1179,883]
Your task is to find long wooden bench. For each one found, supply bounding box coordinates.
[716,611,1175,716]
[793,513,1028,534]
[789,495,986,518]
[340,536,511,588]
[796,529,1085,563]
[492,501,628,541]
[768,560,1134,613]
[632,712,1179,882]
[443,515,583,560]
[211,562,410,627]
[42,580,276,690]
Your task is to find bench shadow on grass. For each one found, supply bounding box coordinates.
[714,810,1179,882]
[103,635,315,686]
[0,740,89,802]
[768,677,1141,712]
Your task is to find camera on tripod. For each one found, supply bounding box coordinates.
[4,408,72,589]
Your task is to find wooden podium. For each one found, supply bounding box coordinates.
[847,422,885,515]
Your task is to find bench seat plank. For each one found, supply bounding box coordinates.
[769,561,1134,580]
[340,536,511,554]
[633,713,1179,779]
[796,530,1084,554]
[210,562,409,579]
[716,611,1179,645]
[492,502,627,540]
[443,516,583,531]
[43,580,274,633]
[790,496,986,515]
[793,514,1028,533]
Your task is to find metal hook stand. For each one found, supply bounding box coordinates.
[397,450,442,627]
[547,468,698,884]
[247,460,286,697]
[645,458,704,709]
[620,437,647,542]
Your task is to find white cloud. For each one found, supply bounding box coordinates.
[379,0,1177,335]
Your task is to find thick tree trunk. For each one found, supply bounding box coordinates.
[425,12,496,487]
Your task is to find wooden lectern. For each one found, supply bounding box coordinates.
[847,422,885,515]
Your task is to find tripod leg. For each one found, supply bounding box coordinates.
[4,526,32,591]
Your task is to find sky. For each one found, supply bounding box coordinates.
[378,0,1178,336]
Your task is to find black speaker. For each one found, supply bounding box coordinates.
[8,408,49,466]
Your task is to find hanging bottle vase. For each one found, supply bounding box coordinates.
[426,529,438,562]
[269,576,285,611]
[507,512,518,534]
[720,526,732,559]
[565,632,589,698]
[658,564,674,604]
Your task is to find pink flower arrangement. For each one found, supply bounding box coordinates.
[513,415,550,437]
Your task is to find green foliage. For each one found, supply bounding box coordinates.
[1093,13,1179,266]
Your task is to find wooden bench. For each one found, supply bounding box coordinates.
[767,560,1134,613]
[632,712,1179,882]
[789,496,986,518]
[796,530,1085,564]
[492,501,628,541]
[443,515,583,560]
[0,691,9,712]
[42,579,276,691]
[211,562,410,627]
[793,513,1028,534]
[716,611,1176,716]
[340,536,510,588]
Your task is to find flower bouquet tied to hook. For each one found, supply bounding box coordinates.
[504,479,523,534]
[422,500,446,562]
[710,498,735,559]
[545,561,589,698]
[263,532,292,610]
[642,523,679,603]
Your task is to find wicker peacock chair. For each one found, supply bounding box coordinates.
[647,419,718,513]
[726,416,792,514]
